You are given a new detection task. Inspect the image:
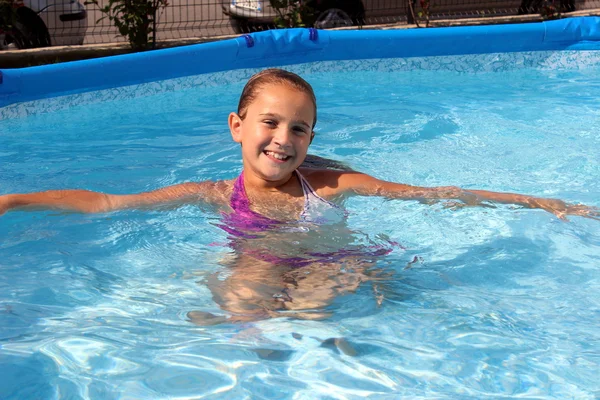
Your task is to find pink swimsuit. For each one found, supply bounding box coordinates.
[218,170,396,267]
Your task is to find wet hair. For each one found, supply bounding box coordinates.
[301,154,355,171]
[237,68,318,129]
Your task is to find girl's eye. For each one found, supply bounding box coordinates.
[293,127,308,135]
[263,120,277,127]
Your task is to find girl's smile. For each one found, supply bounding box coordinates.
[264,150,291,162]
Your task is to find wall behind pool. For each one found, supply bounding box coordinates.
[0,16,599,108]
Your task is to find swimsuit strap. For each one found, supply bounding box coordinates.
[296,169,341,215]
[230,171,251,213]
[228,171,279,228]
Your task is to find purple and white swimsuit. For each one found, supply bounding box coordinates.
[218,170,396,267]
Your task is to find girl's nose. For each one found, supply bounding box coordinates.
[273,127,293,147]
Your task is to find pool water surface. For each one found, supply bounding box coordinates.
[1,51,599,399]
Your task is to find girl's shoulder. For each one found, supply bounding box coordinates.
[298,167,385,198]
[192,179,234,206]
[297,168,358,198]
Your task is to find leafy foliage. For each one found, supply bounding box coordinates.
[85,0,168,51]
[269,0,314,28]
[539,0,561,19]
[408,0,431,28]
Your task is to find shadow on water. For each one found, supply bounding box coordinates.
[0,353,60,399]
[419,235,551,289]
[319,112,461,147]
[393,114,461,144]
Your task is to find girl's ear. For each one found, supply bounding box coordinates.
[229,112,243,143]
[309,131,315,145]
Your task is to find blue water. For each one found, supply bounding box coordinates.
[1,54,600,399]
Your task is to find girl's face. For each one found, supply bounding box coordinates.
[229,83,315,186]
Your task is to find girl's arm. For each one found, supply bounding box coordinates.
[312,171,599,220]
[0,181,223,216]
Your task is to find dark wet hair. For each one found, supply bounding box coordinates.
[301,154,354,171]
[237,68,318,129]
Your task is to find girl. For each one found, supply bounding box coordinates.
[1,69,597,323]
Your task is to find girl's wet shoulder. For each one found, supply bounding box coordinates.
[200,179,234,205]
[298,168,351,196]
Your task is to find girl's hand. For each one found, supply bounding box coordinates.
[442,189,599,221]
[527,197,600,221]
[565,204,600,221]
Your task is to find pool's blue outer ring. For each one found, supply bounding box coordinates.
[1,16,599,108]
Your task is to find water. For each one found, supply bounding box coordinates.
[1,52,600,399]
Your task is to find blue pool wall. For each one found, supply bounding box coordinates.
[0,16,599,108]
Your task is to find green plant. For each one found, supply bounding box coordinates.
[539,0,560,19]
[408,0,431,27]
[269,0,313,28]
[85,0,168,51]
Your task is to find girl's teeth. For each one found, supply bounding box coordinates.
[266,151,288,160]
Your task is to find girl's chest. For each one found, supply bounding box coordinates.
[246,192,305,222]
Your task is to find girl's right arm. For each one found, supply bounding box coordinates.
[0,181,223,216]
[306,170,599,221]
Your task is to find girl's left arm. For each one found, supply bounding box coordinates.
[323,171,599,221]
